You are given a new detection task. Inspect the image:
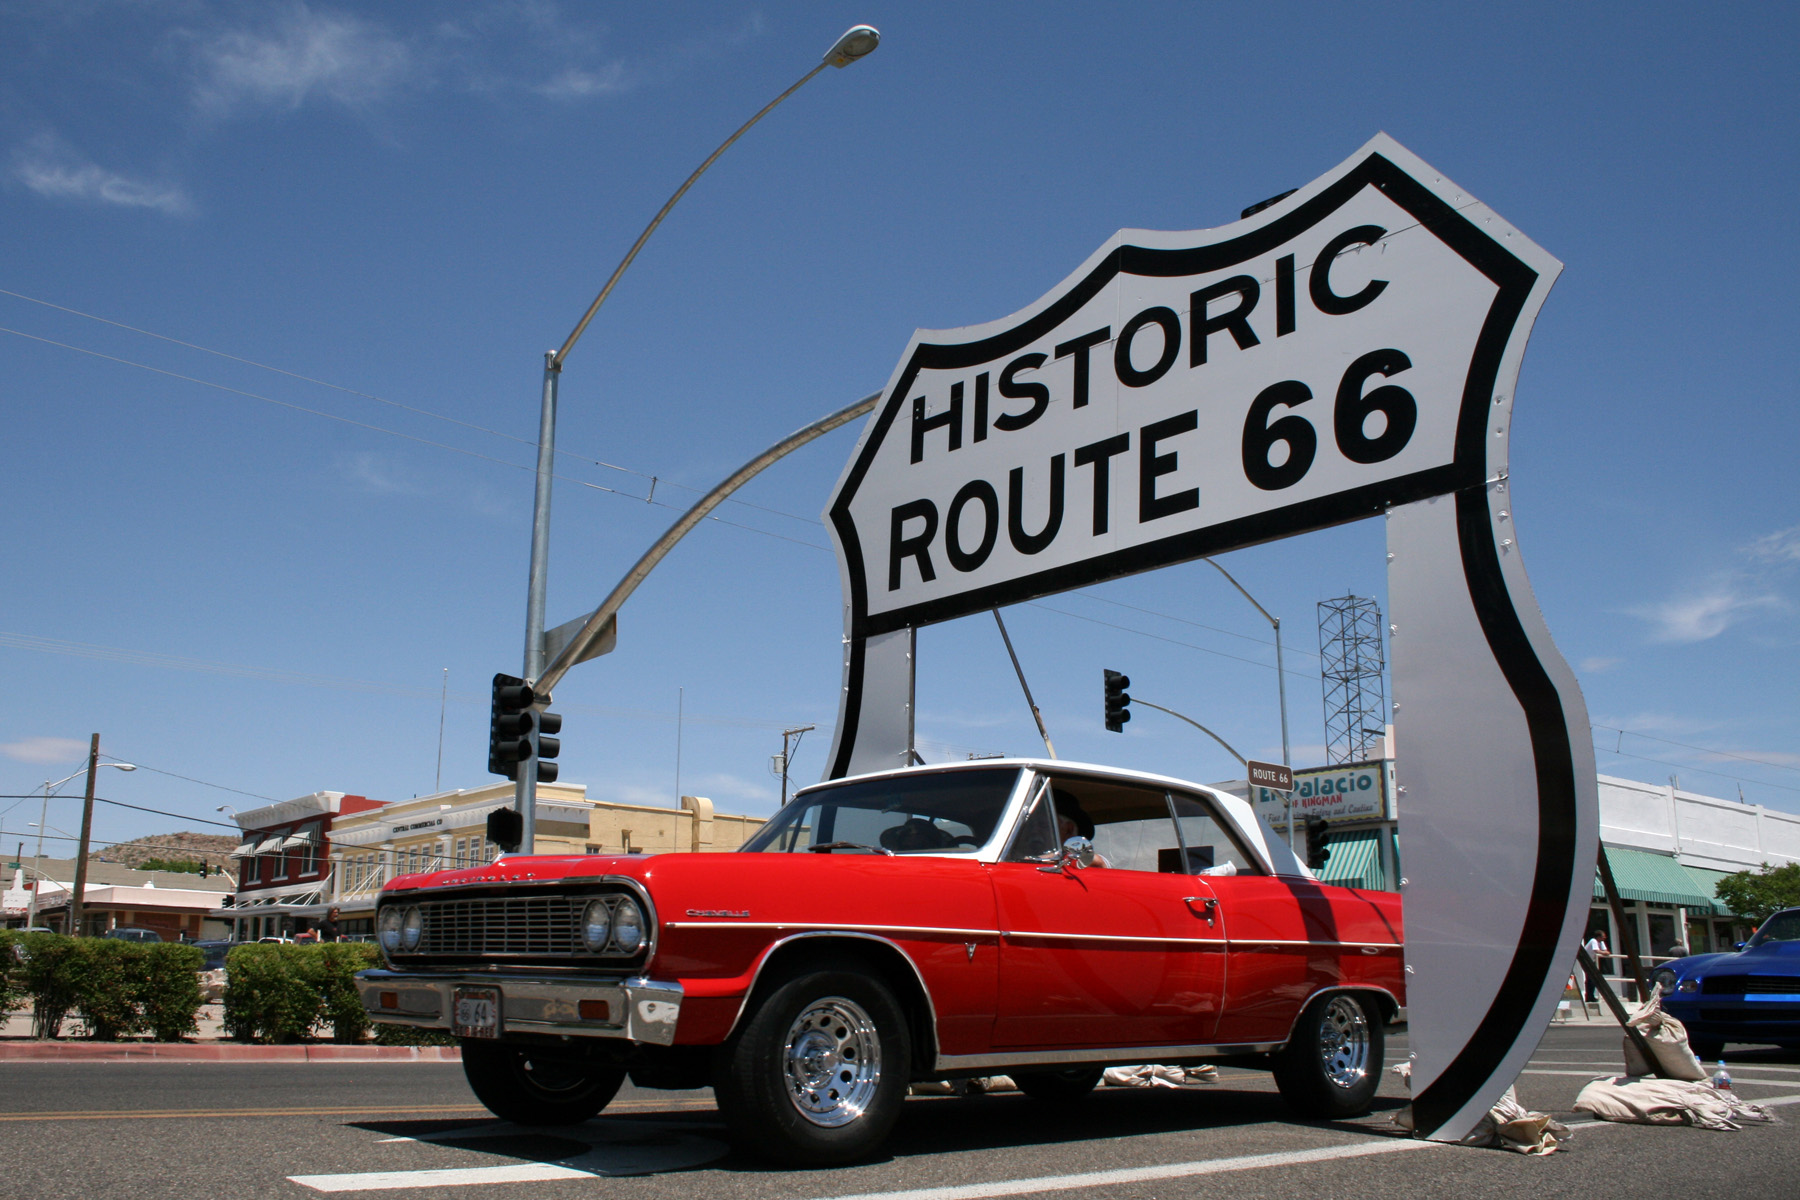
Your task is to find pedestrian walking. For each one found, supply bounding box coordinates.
[1583,929,1610,1001]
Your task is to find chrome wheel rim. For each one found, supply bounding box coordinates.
[1318,996,1370,1089]
[782,996,882,1127]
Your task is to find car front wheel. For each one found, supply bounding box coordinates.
[715,969,911,1165]
[1272,992,1383,1119]
[461,1041,625,1125]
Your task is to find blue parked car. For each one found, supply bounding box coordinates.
[1654,906,1800,1057]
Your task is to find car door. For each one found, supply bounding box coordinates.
[989,775,1226,1049]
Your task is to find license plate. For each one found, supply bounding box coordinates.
[452,987,502,1039]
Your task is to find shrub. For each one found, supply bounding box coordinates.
[16,933,82,1039]
[311,943,380,1043]
[139,943,204,1041]
[223,944,324,1043]
[70,939,146,1041]
[0,931,25,1016]
[373,1022,457,1046]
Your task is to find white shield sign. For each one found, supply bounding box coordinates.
[823,134,1597,1146]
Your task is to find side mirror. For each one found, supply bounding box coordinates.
[1734,942,1746,950]
[1061,836,1095,870]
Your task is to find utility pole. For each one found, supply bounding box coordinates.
[777,724,816,807]
[69,733,101,936]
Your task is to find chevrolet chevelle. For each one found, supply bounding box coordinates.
[357,760,1405,1164]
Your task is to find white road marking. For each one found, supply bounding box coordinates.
[805,1139,1438,1200]
[290,1125,728,1192]
[291,1164,594,1192]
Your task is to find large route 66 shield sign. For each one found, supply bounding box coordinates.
[823,134,1598,1142]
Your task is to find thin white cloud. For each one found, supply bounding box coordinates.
[10,137,192,216]
[532,64,630,100]
[1580,656,1624,673]
[1628,584,1783,644]
[191,3,414,116]
[1,737,92,766]
[1747,524,1800,565]
[338,451,420,495]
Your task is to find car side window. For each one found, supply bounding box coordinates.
[1168,792,1263,875]
[1004,779,1059,862]
[1046,778,1183,874]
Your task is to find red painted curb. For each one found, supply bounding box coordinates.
[0,1042,461,1062]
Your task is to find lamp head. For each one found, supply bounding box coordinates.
[107,763,137,771]
[823,24,880,68]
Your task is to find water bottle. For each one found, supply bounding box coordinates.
[1711,1061,1732,1091]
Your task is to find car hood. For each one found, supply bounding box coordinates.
[1671,940,1800,978]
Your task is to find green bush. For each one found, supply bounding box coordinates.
[373,1022,457,1046]
[311,943,380,1043]
[16,933,82,1039]
[0,930,26,1016]
[70,939,146,1041]
[139,943,204,1041]
[223,944,324,1043]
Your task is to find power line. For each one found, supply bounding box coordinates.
[1594,745,1800,796]
[1591,723,1800,776]
[98,758,278,802]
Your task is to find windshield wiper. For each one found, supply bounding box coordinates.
[805,841,894,856]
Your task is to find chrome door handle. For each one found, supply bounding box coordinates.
[1182,896,1218,925]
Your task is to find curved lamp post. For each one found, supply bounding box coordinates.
[513,26,881,851]
[1202,557,1295,850]
[25,760,134,931]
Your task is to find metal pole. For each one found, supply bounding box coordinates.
[25,783,48,929]
[991,609,1056,758]
[516,355,559,854]
[435,668,448,794]
[1276,618,1297,853]
[1132,698,1248,767]
[68,733,100,935]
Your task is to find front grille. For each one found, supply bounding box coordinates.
[1702,975,1800,996]
[419,895,585,956]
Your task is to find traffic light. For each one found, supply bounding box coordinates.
[1304,815,1332,871]
[487,807,523,854]
[487,672,564,782]
[1103,669,1132,732]
[489,673,535,779]
[535,709,562,783]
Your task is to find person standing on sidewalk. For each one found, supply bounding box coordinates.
[1583,929,1610,1002]
[318,907,341,944]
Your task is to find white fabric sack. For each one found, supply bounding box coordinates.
[1574,1075,1776,1131]
[1621,994,1706,1081]
[1102,1064,1219,1088]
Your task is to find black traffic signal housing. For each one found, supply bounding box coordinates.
[487,807,523,854]
[488,672,564,783]
[1304,815,1332,871]
[1103,669,1132,732]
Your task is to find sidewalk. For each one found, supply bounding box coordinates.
[0,1002,461,1062]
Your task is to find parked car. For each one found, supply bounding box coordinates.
[357,759,1404,1164]
[1653,906,1800,1057]
[103,926,162,943]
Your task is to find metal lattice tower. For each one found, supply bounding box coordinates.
[1318,595,1387,765]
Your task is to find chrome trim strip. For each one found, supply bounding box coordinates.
[668,920,1395,952]
[935,1041,1283,1072]
[1004,930,1229,947]
[667,921,998,938]
[720,930,942,1046]
[354,969,683,1046]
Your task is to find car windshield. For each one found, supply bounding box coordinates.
[743,768,1022,855]
[1750,911,1800,946]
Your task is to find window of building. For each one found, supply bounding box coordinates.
[455,837,467,866]
[299,823,321,875]
[245,854,260,883]
[272,839,289,880]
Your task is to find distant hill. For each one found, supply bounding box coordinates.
[96,831,240,870]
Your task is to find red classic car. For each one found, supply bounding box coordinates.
[357,759,1404,1164]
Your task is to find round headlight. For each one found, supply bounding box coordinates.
[582,899,611,951]
[400,906,423,951]
[378,906,402,952]
[611,897,645,954]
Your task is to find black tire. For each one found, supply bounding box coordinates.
[715,969,911,1166]
[1272,992,1384,1119]
[1689,1038,1725,1061]
[461,1040,625,1125]
[1013,1067,1104,1102]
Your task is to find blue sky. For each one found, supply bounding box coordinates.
[3,1,1797,854]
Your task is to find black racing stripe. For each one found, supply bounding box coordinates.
[825,634,867,780]
[1409,488,1580,1134]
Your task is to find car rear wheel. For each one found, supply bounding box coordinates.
[715,969,911,1165]
[461,1041,625,1125]
[1272,992,1383,1119]
[1013,1067,1104,1102]
[1689,1038,1724,1061]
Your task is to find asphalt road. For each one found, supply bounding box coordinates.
[3,1026,1796,1200]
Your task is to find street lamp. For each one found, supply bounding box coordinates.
[512,25,881,852]
[25,761,134,931]
[1202,558,1295,850]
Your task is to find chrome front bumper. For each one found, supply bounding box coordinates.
[356,969,683,1046]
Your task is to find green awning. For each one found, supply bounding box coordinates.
[1318,829,1392,892]
[1677,865,1743,918]
[1591,847,1715,909]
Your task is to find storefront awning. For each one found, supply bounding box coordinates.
[1592,847,1715,909]
[280,834,316,850]
[229,842,257,857]
[1677,865,1742,918]
[1317,829,1392,891]
[254,836,286,854]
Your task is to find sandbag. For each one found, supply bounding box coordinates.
[1621,993,1706,1081]
[1102,1064,1219,1088]
[1574,1075,1776,1131]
